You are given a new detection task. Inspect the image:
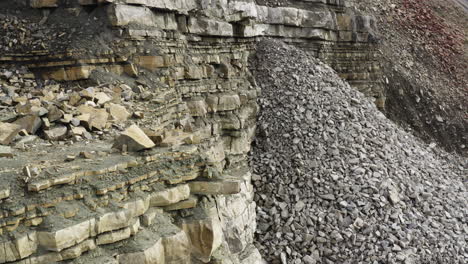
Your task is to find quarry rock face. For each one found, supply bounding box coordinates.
[0,0,383,263]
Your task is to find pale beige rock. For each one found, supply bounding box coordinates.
[185,65,206,79]
[188,17,233,36]
[80,87,95,99]
[95,92,112,105]
[44,125,68,141]
[149,184,190,207]
[9,232,38,260]
[137,55,166,70]
[117,237,165,264]
[17,252,62,264]
[0,122,21,145]
[77,105,109,130]
[189,181,241,195]
[0,145,13,157]
[96,209,132,234]
[162,229,191,264]
[181,207,223,262]
[129,218,141,235]
[0,187,10,199]
[218,94,241,111]
[112,124,155,152]
[30,0,58,8]
[71,126,87,136]
[109,103,130,123]
[204,142,226,164]
[186,99,208,117]
[60,113,73,124]
[96,227,131,245]
[141,208,163,227]
[37,218,96,252]
[123,197,149,218]
[14,115,42,135]
[164,196,197,211]
[47,105,63,122]
[60,239,96,260]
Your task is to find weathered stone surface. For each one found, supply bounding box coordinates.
[150,184,190,207]
[0,122,21,145]
[30,0,58,8]
[112,124,155,151]
[95,92,112,105]
[109,103,130,122]
[137,55,166,70]
[0,1,389,264]
[141,208,163,227]
[96,209,132,234]
[164,196,197,211]
[186,99,208,117]
[116,236,165,264]
[189,181,241,195]
[181,208,223,262]
[44,125,68,140]
[218,94,241,111]
[162,229,191,264]
[0,145,13,157]
[14,115,42,134]
[37,218,96,252]
[47,105,63,122]
[0,186,10,199]
[60,239,96,260]
[96,227,131,245]
[77,105,109,130]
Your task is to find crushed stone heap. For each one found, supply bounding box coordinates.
[250,40,467,264]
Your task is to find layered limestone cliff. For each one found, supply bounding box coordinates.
[0,0,380,263]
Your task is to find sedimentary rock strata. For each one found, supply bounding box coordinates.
[0,0,384,263]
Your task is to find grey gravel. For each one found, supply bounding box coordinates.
[250,40,467,264]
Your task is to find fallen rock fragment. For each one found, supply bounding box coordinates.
[14,115,43,134]
[112,124,155,152]
[0,145,14,157]
[77,105,109,130]
[109,103,130,123]
[0,122,21,145]
[44,125,68,140]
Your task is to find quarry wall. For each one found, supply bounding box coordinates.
[0,0,381,263]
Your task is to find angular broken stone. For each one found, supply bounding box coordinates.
[95,92,112,105]
[14,115,43,134]
[47,105,63,122]
[77,105,108,130]
[44,125,68,141]
[70,126,87,136]
[112,124,155,152]
[133,111,144,119]
[80,87,95,99]
[0,122,21,145]
[0,145,14,158]
[109,103,130,123]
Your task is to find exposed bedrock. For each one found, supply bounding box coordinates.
[0,0,383,263]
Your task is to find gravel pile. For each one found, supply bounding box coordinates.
[250,40,467,264]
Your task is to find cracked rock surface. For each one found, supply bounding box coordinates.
[250,40,467,264]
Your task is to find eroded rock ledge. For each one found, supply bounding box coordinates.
[0,0,380,263]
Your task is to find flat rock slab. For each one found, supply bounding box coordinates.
[113,124,155,152]
[0,145,13,158]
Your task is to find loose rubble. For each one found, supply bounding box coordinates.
[0,68,137,147]
[250,40,467,264]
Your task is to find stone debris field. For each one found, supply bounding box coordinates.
[251,40,467,264]
[0,0,466,264]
